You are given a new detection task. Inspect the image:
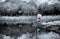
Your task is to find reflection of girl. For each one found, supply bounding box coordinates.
[34,14,43,39]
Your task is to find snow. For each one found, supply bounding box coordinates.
[2,32,60,39]
[41,21,60,25]
[0,0,6,2]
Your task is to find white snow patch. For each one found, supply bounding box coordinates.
[41,21,60,25]
[0,0,6,2]
[38,32,60,39]
[21,0,31,3]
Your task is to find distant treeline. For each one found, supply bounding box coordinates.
[38,7,60,15]
[0,7,60,16]
[0,7,37,16]
[0,3,60,16]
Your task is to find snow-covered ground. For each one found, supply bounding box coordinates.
[1,32,60,39]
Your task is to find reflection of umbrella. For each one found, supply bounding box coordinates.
[37,14,42,19]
